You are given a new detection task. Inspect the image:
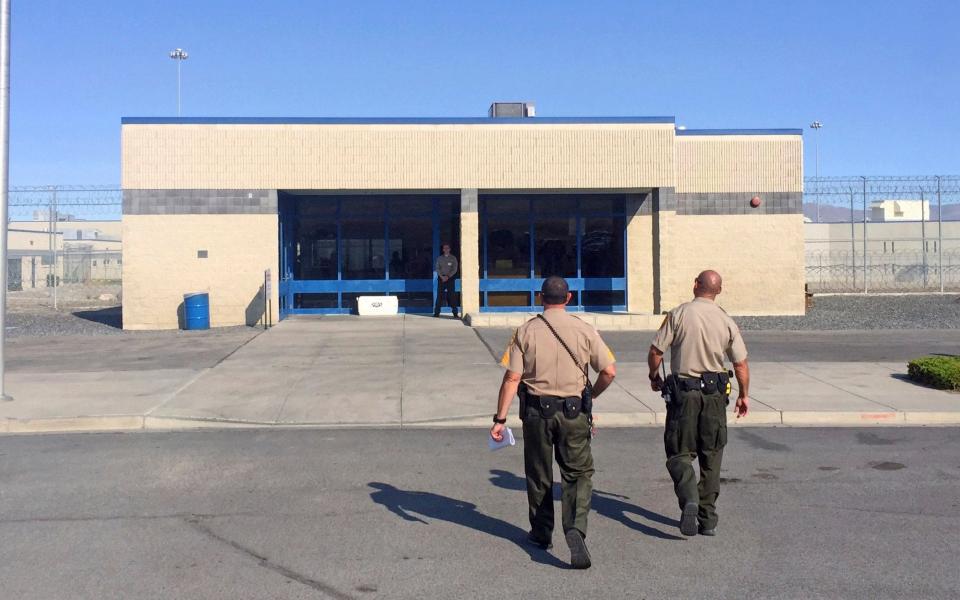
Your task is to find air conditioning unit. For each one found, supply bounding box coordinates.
[488,102,536,118]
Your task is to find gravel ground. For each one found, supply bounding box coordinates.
[5,294,959,337]
[5,305,254,338]
[735,294,960,330]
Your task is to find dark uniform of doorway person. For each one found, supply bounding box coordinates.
[433,244,459,318]
[490,276,617,569]
[648,270,751,538]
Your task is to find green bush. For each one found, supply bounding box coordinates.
[908,356,960,391]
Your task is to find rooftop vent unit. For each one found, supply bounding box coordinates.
[488,102,536,118]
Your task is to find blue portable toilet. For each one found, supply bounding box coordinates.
[183,292,210,330]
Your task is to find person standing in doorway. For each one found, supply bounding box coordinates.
[434,243,459,318]
[647,270,750,538]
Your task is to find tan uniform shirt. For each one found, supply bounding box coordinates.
[435,255,458,278]
[651,297,748,378]
[501,308,616,397]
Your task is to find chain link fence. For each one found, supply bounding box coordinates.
[804,176,960,292]
[8,186,121,309]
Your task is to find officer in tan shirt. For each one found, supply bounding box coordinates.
[490,276,616,569]
[647,270,750,538]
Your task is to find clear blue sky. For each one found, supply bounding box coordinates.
[9,0,959,185]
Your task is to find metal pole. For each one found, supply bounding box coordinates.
[920,189,927,289]
[815,133,820,223]
[176,58,181,117]
[863,181,869,293]
[850,189,856,290]
[52,186,57,310]
[810,121,823,222]
[0,0,12,400]
[937,176,943,293]
[47,186,53,291]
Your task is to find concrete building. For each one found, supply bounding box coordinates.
[870,199,930,222]
[7,220,121,290]
[120,108,804,330]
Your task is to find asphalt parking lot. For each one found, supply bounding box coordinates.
[0,427,956,599]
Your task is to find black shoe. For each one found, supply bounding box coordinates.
[698,524,716,536]
[564,529,592,569]
[680,502,699,536]
[452,314,460,319]
[526,532,552,550]
[433,313,440,318]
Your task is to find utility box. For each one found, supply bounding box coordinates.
[488,102,535,118]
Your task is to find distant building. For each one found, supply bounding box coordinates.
[870,199,930,222]
[7,220,122,290]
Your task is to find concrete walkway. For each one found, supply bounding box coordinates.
[0,315,956,433]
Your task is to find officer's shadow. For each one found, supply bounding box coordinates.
[368,482,567,567]
[488,469,682,541]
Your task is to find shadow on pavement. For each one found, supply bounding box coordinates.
[368,482,567,567]
[488,469,682,541]
[72,306,122,329]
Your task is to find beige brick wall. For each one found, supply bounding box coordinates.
[122,214,279,330]
[626,200,654,313]
[657,213,805,315]
[122,123,676,190]
[675,135,803,193]
[459,191,480,314]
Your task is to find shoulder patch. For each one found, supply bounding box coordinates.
[499,329,518,367]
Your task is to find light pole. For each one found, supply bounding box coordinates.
[169,48,188,116]
[0,0,11,401]
[810,120,823,222]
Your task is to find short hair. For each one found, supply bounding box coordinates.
[541,276,569,304]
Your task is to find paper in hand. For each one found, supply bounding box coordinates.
[488,426,516,451]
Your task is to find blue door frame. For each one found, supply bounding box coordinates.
[479,194,627,312]
[278,195,459,317]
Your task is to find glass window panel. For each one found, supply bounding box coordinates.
[581,291,625,307]
[388,196,433,215]
[580,217,625,277]
[388,218,433,279]
[294,220,337,280]
[340,197,386,215]
[438,212,461,279]
[294,293,337,309]
[483,196,529,214]
[534,218,577,278]
[486,218,531,277]
[342,218,386,279]
[579,195,625,214]
[533,195,577,214]
[396,292,434,309]
[298,197,337,217]
[488,291,531,307]
[437,196,460,216]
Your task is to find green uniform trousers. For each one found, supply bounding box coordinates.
[663,388,728,530]
[522,406,594,540]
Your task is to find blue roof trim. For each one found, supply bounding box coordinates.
[121,116,676,125]
[676,128,803,136]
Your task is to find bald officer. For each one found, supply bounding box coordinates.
[490,276,617,569]
[647,270,750,538]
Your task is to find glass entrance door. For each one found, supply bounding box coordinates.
[479,193,626,311]
[279,194,460,316]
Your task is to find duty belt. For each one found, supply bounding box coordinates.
[523,393,584,420]
[668,371,732,396]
